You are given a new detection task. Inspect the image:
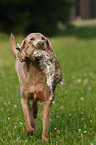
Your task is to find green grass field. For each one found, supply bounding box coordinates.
[0,20,96,145]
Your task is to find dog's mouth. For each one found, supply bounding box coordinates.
[29,40,46,50]
[32,43,46,50]
[37,45,45,50]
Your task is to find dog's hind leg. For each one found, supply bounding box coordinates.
[29,100,38,133]
[32,100,38,119]
[21,98,33,135]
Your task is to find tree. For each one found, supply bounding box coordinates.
[0,0,72,36]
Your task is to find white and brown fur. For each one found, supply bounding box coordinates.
[10,33,57,142]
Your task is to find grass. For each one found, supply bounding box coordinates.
[0,19,96,144]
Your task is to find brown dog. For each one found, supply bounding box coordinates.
[10,33,62,142]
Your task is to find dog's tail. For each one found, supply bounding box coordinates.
[10,33,18,58]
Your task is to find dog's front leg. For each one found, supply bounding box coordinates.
[42,101,50,142]
[21,98,33,135]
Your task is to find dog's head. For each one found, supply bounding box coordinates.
[10,33,55,58]
[21,33,55,55]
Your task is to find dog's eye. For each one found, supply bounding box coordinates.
[41,37,45,40]
[30,37,35,41]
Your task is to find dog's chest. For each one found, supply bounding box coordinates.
[22,61,45,83]
[16,59,49,101]
[17,60,46,87]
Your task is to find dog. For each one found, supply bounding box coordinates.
[10,33,62,142]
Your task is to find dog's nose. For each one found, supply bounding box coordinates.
[37,41,44,47]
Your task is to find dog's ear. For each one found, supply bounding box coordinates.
[10,33,18,58]
[46,38,56,56]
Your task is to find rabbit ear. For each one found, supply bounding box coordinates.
[46,38,56,56]
[21,40,27,48]
[16,42,22,51]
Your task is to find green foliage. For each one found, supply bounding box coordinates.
[0,20,96,144]
[0,0,72,35]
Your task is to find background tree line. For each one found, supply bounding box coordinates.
[0,0,72,36]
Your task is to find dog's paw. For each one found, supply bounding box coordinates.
[26,128,34,136]
[42,135,49,143]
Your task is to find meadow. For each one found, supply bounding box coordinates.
[0,20,96,145]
